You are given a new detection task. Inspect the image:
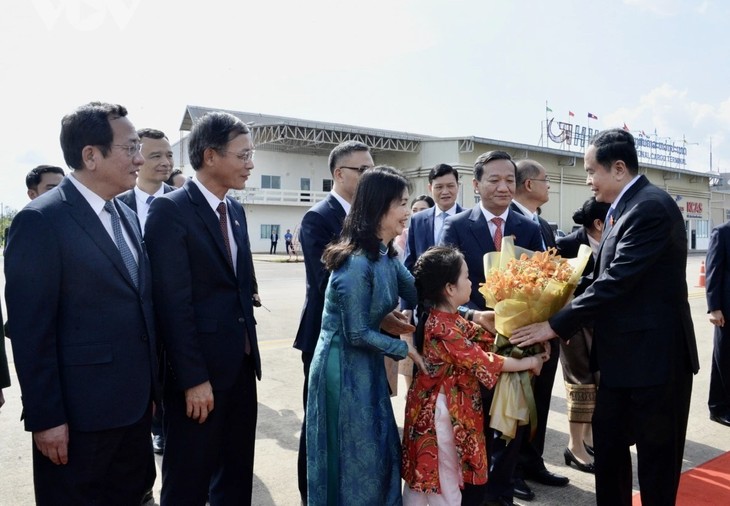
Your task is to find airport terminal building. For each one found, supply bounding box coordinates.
[172,105,713,252]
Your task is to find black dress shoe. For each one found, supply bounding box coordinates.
[513,477,535,501]
[710,412,730,427]
[564,448,595,474]
[152,434,165,455]
[584,441,594,457]
[525,468,569,487]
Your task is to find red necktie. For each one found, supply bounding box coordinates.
[217,202,233,268]
[491,217,504,251]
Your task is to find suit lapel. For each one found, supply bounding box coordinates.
[468,207,492,251]
[60,181,138,290]
[424,207,436,248]
[185,182,235,274]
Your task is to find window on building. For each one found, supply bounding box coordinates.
[261,175,281,189]
[301,178,311,203]
[261,224,280,239]
[322,179,333,192]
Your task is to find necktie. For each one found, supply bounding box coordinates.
[602,207,615,239]
[217,202,233,268]
[104,201,139,288]
[491,217,504,251]
[435,212,447,244]
[145,195,154,205]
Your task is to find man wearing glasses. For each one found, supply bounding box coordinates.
[145,111,261,505]
[294,140,373,503]
[510,159,569,501]
[5,102,158,505]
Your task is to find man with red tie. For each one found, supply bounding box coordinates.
[145,111,261,505]
[440,151,542,506]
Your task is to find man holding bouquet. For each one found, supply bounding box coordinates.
[440,150,542,506]
[511,129,699,506]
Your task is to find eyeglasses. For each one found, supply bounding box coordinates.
[219,149,256,162]
[339,165,372,174]
[112,143,143,157]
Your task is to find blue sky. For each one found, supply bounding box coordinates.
[1,0,728,212]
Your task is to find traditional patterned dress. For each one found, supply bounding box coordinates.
[402,309,505,494]
[307,245,416,505]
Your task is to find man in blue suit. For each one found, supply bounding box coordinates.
[5,102,158,505]
[403,163,463,272]
[294,140,373,503]
[440,150,542,506]
[145,112,262,506]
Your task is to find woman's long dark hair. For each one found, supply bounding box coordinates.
[323,166,409,271]
[411,246,464,354]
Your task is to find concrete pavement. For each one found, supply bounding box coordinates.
[0,253,727,505]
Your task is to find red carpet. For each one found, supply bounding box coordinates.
[632,451,730,505]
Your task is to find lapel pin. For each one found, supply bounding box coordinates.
[234,220,240,227]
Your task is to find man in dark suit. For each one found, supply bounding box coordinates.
[511,129,700,506]
[440,151,542,506]
[117,127,177,503]
[4,102,158,505]
[705,221,730,427]
[145,111,261,505]
[404,163,463,272]
[294,140,373,503]
[118,128,176,231]
[510,159,568,499]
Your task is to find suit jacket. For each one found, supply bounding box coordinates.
[145,180,261,392]
[117,183,176,213]
[4,177,158,432]
[404,204,464,272]
[294,193,346,354]
[439,206,543,309]
[549,175,700,387]
[706,222,730,332]
[556,227,595,286]
[509,202,557,250]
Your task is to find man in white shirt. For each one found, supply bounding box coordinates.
[118,128,175,231]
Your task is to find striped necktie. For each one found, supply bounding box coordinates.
[491,217,504,251]
[104,200,139,288]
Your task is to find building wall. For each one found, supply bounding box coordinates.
[172,122,711,252]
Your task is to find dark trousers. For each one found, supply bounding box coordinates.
[593,370,693,506]
[286,241,293,254]
[461,388,526,505]
[298,351,314,505]
[709,327,730,414]
[161,356,257,506]
[270,241,277,254]
[518,337,561,474]
[33,410,154,506]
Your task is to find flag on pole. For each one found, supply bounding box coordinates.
[623,123,630,131]
[546,105,553,113]
[588,112,598,120]
[568,111,575,117]
[641,130,647,138]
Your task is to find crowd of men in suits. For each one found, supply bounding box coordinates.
[0,104,723,506]
[2,102,260,506]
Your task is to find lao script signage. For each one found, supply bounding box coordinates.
[546,118,687,168]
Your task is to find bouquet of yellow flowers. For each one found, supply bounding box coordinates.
[478,236,591,441]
